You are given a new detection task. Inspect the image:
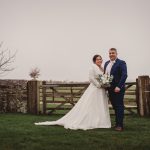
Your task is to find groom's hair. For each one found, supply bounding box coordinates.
[93,55,102,63]
[110,48,117,52]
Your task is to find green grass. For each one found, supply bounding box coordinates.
[0,114,150,150]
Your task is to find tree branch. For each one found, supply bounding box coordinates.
[0,42,16,75]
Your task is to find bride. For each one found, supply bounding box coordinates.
[35,55,111,130]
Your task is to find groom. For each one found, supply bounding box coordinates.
[104,48,128,131]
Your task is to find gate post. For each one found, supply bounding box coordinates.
[136,78,140,115]
[27,80,40,114]
[138,76,150,116]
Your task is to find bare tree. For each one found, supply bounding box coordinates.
[0,42,16,75]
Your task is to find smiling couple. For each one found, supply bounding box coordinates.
[35,48,128,132]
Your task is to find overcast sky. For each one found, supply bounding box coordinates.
[0,0,150,81]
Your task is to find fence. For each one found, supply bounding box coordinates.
[0,76,150,116]
[27,81,138,115]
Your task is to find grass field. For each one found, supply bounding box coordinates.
[0,113,150,150]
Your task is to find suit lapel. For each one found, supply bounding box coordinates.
[110,58,118,75]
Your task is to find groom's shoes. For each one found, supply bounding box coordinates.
[115,126,123,131]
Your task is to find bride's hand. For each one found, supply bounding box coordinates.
[101,84,110,90]
[96,84,101,88]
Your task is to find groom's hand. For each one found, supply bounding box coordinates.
[114,87,120,93]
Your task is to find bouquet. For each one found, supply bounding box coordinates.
[98,74,113,88]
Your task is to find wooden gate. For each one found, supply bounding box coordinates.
[41,82,89,114]
[40,81,137,115]
[27,76,150,116]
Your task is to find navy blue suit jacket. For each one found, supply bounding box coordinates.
[104,58,128,90]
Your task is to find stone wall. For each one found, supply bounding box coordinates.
[0,80,27,113]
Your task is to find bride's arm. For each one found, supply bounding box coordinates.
[89,67,101,88]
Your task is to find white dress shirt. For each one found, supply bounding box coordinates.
[105,60,116,75]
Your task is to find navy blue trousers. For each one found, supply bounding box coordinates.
[108,88,125,128]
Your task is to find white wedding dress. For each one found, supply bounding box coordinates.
[35,64,111,130]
